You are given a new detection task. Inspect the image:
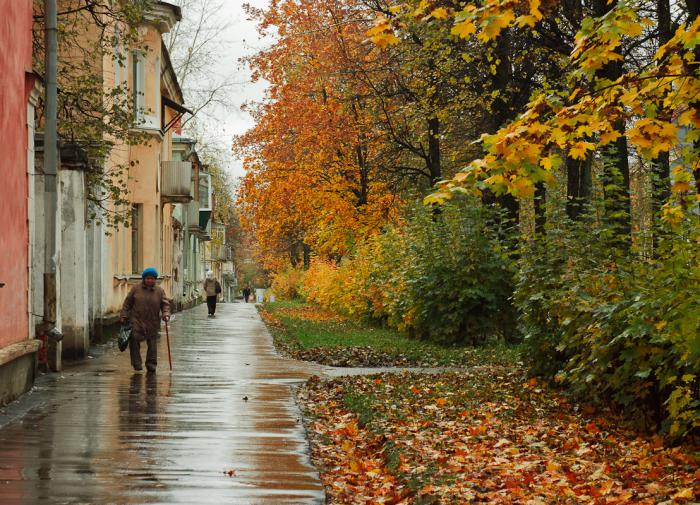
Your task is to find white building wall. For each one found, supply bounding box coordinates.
[59,169,89,358]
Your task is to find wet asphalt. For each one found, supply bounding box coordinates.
[0,302,326,505]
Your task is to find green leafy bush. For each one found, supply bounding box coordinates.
[302,198,517,345]
[396,201,517,344]
[516,205,699,439]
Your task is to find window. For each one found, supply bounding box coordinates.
[199,173,211,209]
[131,50,145,123]
[113,26,124,89]
[131,204,142,274]
[155,55,161,122]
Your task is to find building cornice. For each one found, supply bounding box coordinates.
[161,43,184,104]
[144,2,182,34]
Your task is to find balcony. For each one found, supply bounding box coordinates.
[186,201,200,232]
[211,243,233,261]
[185,201,213,240]
[161,161,193,203]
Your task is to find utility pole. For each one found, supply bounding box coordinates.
[43,0,62,371]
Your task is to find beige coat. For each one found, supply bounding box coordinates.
[203,278,218,297]
[120,283,171,341]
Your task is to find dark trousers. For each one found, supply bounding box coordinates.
[207,296,217,315]
[129,337,157,371]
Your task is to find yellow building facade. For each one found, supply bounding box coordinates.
[103,3,191,319]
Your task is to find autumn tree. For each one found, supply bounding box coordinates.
[32,0,153,227]
[236,0,404,269]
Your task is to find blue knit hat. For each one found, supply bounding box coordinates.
[142,267,158,279]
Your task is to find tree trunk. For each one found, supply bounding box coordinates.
[652,0,672,216]
[427,116,441,185]
[566,155,592,220]
[593,0,631,245]
[355,142,368,206]
[686,0,700,209]
[303,243,311,270]
[534,182,546,235]
[483,31,520,224]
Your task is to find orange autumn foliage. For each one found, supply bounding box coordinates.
[235,0,401,269]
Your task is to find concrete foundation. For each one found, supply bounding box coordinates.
[0,341,40,406]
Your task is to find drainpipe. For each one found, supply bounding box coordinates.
[44,0,57,189]
[43,0,63,371]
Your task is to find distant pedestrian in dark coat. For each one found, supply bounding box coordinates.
[203,270,220,315]
[120,267,170,373]
[243,287,251,303]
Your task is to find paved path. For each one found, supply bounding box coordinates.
[0,302,326,505]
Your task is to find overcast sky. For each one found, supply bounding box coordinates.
[181,0,272,180]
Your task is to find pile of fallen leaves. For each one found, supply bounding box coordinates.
[292,346,423,367]
[299,369,700,504]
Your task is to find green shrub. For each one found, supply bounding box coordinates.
[397,200,517,344]
[299,198,517,345]
[516,202,699,439]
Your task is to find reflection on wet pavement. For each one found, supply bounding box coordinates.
[0,303,325,504]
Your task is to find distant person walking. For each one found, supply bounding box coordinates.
[203,270,221,316]
[120,267,170,373]
[243,286,251,303]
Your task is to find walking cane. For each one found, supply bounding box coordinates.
[165,319,173,371]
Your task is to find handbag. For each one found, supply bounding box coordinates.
[215,280,222,294]
[117,323,132,352]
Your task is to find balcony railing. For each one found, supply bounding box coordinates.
[211,243,233,261]
[186,201,200,232]
[161,161,193,203]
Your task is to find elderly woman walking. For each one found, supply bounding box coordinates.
[203,270,221,316]
[120,267,170,373]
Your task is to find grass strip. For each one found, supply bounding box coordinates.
[260,300,522,367]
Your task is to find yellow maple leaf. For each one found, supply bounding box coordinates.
[451,20,476,38]
[371,32,400,48]
[673,488,694,499]
[530,0,542,19]
[677,108,699,127]
[550,129,569,148]
[570,141,594,160]
[423,191,452,205]
[662,204,684,226]
[546,461,561,472]
[658,121,678,141]
[430,7,449,20]
[366,20,390,37]
[672,180,691,193]
[516,14,538,28]
[453,171,470,183]
[484,174,507,187]
[478,11,515,42]
[511,176,534,197]
[540,155,560,170]
[599,130,621,145]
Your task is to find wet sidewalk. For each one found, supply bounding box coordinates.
[0,302,326,505]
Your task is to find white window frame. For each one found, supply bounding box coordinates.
[131,50,159,130]
[113,27,129,114]
[131,50,146,124]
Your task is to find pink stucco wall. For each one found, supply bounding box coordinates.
[0,0,33,348]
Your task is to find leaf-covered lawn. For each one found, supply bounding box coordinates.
[299,369,700,504]
[260,301,520,367]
